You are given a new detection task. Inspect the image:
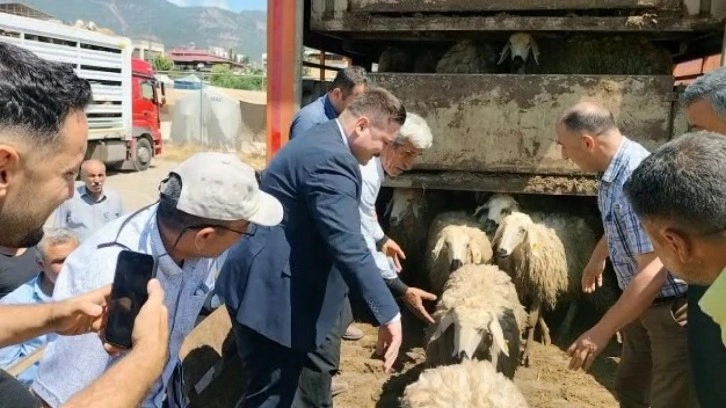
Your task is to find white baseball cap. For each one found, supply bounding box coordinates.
[160,152,282,226]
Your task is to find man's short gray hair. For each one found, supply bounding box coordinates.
[396,112,433,149]
[682,67,726,118]
[624,131,726,236]
[37,228,78,260]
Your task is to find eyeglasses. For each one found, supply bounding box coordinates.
[184,223,256,238]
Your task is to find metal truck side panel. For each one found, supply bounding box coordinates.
[0,13,133,142]
[349,0,680,13]
[371,73,679,176]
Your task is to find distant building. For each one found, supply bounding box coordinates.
[132,39,165,62]
[208,46,229,60]
[168,47,243,72]
[0,2,60,22]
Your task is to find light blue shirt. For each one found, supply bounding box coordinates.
[597,137,687,297]
[289,94,337,140]
[53,185,124,242]
[0,273,53,386]
[32,205,221,408]
[359,157,397,280]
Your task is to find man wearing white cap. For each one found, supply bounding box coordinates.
[31,152,283,408]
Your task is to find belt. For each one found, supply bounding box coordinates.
[652,292,687,305]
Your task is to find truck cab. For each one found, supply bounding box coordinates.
[130,58,165,171]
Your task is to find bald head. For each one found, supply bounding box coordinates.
[555,101,623,173]
[557,101,618,137]
[80,159,106,198]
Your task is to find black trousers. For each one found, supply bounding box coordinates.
[688,284,726,408]
[0,369,40,408]
[232,300,352,408]
[293,298,353,408]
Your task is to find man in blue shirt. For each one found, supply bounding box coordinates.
[0,228,79,386]
[53,159,124,242]
[558,102,696,407]
[32,153,283,408]
[289,66,369,141]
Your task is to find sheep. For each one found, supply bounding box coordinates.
[401,359,529,408]
[385,188,447,288]
[473,193,522,237]
[435,40,500,74]
[377,46,412,72]
[497,32,540,74]
[492,211,619,365]
[425,264,526,379]
[425,211,493,296]
[504,34,671,75]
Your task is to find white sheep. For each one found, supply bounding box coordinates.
[497,32,540,74]
[425,264,526,379]
[474,193,522,237]
[401,359,529,408]
[493,211,618,365]
[425,211,493,296]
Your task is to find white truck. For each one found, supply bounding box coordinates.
[0,12,164,171]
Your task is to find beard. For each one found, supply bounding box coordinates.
[0,195,48,248]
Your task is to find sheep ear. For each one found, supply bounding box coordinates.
[432,238,445,259]
[430,312,454,342]
[530,41,540,65]
[489,318,509,357]
[497,43,510,65]
[473,204,486,219]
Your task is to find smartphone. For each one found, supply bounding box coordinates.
[104,250,156,349]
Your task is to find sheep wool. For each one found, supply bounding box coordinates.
[435,40,499,74]
[425,211,493,295]
[401,359,529,408]
[425,264,526,379]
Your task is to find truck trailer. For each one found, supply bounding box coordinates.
[0,12,164,171]
[265,0,726,274]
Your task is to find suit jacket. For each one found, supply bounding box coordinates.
[218,120,400,352]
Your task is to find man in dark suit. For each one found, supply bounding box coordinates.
[218,87,406,408]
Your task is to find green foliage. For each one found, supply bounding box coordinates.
[209,64,265,91]
[152,55,174,72]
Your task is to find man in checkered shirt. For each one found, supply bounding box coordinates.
[556,101,697,408]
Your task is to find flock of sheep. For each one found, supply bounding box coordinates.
[386,192,621,407]
[376,32,672,75]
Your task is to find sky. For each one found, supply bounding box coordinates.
[167,0,266,12]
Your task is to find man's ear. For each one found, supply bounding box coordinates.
[0,145,21,197]
[581,134,596,151]
[663,228,692,263]
[193,227,217,249]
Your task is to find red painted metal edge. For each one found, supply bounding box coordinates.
[266,0,297,163]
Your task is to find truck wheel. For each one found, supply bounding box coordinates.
[134,137,153,171]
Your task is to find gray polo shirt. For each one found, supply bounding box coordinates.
[52,185,124,241]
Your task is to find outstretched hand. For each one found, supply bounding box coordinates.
[376,319,402,373]
[402,287,437,324]
[51,285,111,336]
[381,239,406,273]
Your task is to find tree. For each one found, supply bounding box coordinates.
[152,55,174,72]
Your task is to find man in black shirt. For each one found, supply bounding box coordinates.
[0,247,38,299]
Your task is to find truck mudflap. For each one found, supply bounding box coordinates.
[371,73,682,178]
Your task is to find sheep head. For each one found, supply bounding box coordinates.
[492,212,533,260]
[429,308,509,363]
[389,188,421,226]
[432,225,488,272]
[497,33,540,67]
[474,194,521,236]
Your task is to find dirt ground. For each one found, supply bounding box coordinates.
[106,156,621,408]
[334,309,620,408]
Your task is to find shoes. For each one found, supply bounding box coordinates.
[342,325,364,341]
[331,376,349,397]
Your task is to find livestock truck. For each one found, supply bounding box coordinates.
[265,0,726,276]
[0,12,164,171]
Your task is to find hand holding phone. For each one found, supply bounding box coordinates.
[103,250,156,349]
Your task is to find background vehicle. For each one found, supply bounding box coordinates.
[0,12,165,171]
